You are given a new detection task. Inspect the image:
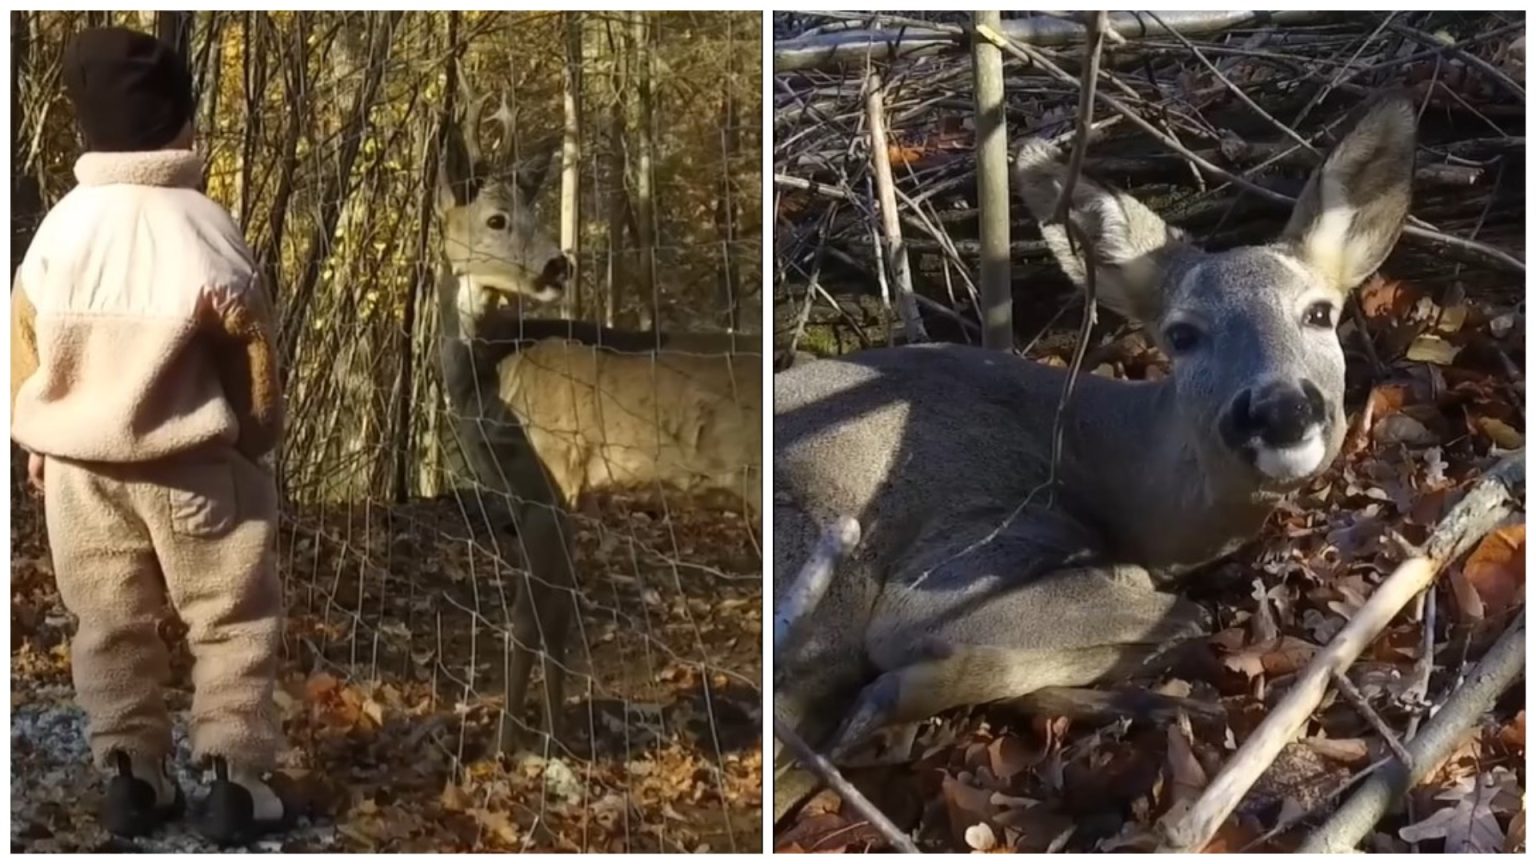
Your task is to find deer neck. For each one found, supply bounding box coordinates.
[1057,375,1282,572]
[435,267,502,409]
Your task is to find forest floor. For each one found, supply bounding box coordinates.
[12,487,762,853]
[773,274,1526,853]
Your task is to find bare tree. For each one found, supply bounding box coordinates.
[560,12,583,319]
[627,11,658,330]
[602,16,628,327]
[714,16,742,333]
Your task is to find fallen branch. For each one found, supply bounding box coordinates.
[866,73,928,344]
[774,10,1339,72]
[1301,608,1526,852]
[773,710,922,854]
[773,515,861,664]
[1330,670,1414,768]
[1159,451,1525,852]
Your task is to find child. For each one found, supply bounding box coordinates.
[11,26,288,845]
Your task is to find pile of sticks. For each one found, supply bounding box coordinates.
[773,11,1525,353]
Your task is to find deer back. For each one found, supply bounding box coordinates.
[497,338,763,512]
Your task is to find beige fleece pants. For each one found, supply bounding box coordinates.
[42,446,283,773]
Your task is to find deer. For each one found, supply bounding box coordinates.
[432,83,763,748]
[771,94,1416,818]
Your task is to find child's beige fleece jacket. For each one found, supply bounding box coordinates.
[10,149,282,461]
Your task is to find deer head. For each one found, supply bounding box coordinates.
[436,79,569,306]
[1015,94,1416,488]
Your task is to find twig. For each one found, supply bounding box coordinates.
[1403,587,1436,742]
[773,710,922,854]
[978,28,1527,275]
[773,515,861,664]
[1301,609,1526,852]
[1147,11,1318,157]
[865,72,929,344]
[1386,20,1525,102]
[1159,451,1525,852]
[1329,670,1413,768]
[1046,11,1105,227]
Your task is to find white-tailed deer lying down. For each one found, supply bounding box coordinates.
[772,95,1416,812]
[432,83,762,746]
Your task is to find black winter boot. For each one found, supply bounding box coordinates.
[193,756,290,847]
[100,749,184,838]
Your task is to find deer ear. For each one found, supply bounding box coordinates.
[516,147,557,200]
[1014,140,1190,325]
[437,114,475,212]
[1282,93,1415,293]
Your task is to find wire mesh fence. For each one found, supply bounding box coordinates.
[11,10,762,853]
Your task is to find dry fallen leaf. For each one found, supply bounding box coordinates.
[440,779,472,812]
[942,772,998,848]
[988,735,1033,782]
[1406,335,1461,365]
[1475,416,1525,449]
[1399,769,1522,852]
[1358,276,1420,321]
[1373,413,1437,446]
[965,821,998,852]
[1222,636,1319,680]
[1165,722,1207,806]
[1302,736,1371,765]
[1499,711,1525,754]
[1460,524,1525,620]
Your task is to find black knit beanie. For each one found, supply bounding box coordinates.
[61,27,195,153]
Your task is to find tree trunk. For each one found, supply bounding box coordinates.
[604,17,629,328]
[256,12,307,310]
[236,12,270,228]
[190,13,223,189]
[278,11,399,376]
[10,10,41,275]
[714,21,742,333]
[971,10,1013,350]
[560,12,583,320]
[10,10,40,499]
[392,11,461,503]
[155,11,194,61]
[627,11,657,331]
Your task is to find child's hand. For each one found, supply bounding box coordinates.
[26,451,44,494]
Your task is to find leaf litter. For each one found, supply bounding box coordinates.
[12,487,761,853]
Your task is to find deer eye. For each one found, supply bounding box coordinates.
[1303,301,1335,328]
[1164,322,1202,354]
[486,214,508,231]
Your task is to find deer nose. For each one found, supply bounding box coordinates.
[1230,380,1325,447]
[538,254,572,287]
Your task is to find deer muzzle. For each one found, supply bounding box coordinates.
[535,253,573,292]
[1224,380,1330,483]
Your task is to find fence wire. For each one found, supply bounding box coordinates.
[11,9,762,853]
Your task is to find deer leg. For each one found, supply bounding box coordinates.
[828,641,1148,759]
[500,501,579,752]
[836,563,1209,757]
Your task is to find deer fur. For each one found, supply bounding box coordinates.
[464,305,764,517]
[772,94,1417,817]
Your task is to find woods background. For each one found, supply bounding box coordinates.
[11,10,763,853]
